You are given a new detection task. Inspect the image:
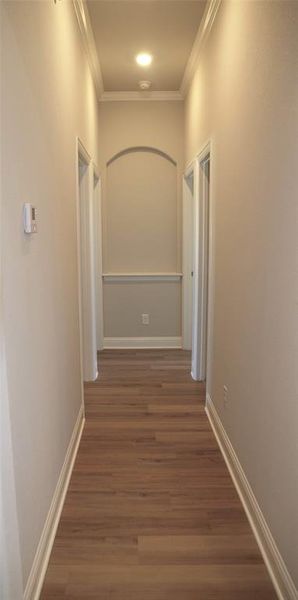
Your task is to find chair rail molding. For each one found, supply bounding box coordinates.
[103,273,182,283]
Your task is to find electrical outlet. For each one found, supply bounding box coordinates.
[223,385,228,407]
[142,313,149,325]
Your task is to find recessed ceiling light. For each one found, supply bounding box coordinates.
[136,53,152,67]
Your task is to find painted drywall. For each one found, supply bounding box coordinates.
[185,0,298,586]
[0,325,23,600]
[106,151,178,272]
[0,33,23,589]
[104,281,181,337]
[0,0,99,590]
[99,101,184,339]
[87,0,206,91]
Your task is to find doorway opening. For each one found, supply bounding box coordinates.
[76,139,98,382]
[182,143,211,383]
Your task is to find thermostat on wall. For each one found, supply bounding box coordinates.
[23,203,37,234]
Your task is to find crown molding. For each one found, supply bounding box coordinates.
[72,0,104,101]
[100,90,183,102]
[73,0,221,103]
[180,0,222,97]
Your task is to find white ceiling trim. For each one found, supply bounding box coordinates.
[73,0,221,102]
[72,0,104,100]
[180,0,222,97]
[100,91,183,102]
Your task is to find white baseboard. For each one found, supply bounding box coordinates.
[205,394,297,600]
[24,405,85,600]
[103,336,182,349]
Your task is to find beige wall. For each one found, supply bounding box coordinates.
[104,281,181,338]
[99,101,184,339]
[2,0,297,593]
[106,151,178,273]
[185,0,298,586]
[1,0,99,590]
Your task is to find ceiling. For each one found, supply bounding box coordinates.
[86,1,207,92]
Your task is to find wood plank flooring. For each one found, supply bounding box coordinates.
[41,349,277,599]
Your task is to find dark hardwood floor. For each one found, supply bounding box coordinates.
[41,349,277,599]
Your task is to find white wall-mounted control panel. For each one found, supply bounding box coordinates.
[23,203,37,234]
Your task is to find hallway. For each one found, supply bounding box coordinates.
[41,350,276,599]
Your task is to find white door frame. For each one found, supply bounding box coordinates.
[76,138,98,382]
[196,141,211,381]
[92,166,104,352]
[182,161,196,350]
[183,140,213,382]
